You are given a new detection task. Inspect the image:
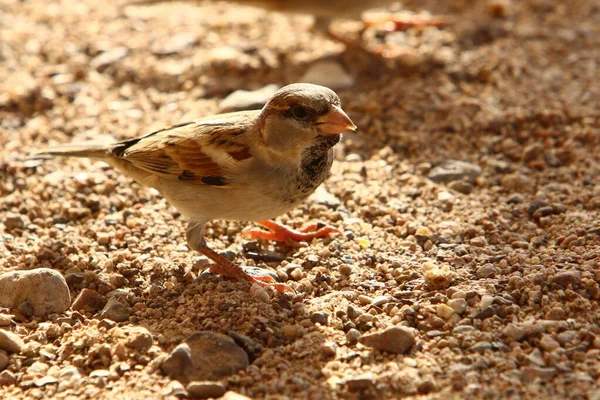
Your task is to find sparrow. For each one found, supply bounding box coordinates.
[33,83,357,293]
[124,0,452,56]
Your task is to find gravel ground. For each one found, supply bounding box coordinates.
[1,0,600,399]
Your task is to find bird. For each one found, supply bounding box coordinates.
[124,0,452,56]
[33,83,357,293]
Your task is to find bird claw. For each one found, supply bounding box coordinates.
[242,220,340,247]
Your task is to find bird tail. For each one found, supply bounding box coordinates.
[29,143,112,160]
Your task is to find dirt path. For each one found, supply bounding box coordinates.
[1,0,599,398]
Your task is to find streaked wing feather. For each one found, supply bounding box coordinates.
[114,111,258,186]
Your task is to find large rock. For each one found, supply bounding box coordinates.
[161,331,249,383]
[0,269,70,317]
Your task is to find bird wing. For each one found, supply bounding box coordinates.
[111,110,259,187]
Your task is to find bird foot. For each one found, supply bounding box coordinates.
[200,247,294,294]
[242,220,340,247]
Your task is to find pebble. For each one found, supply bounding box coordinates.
[125,327,153,351]
[71,289,106,313]
[539,334,560,351]
[476,264,496,279]
[299,60,355,90]
[97,298,130,322]
[308,186,341,208]
[281,324,301,339]
[221,392,252,400]
[310,312,329,326]
[161,331,249,383]
[428,160,482,184]
[321,342,337,357]
[0,268,70,317]
[0,352,7,371]
[0,370,16,386]
[437,304,455,320]
[3,213,25,230]
[470,341,492,353]
[503,323,525,341]
[345,374,375,391]
[358,295,373,306]
[358,326,416,354]
[500,173,533,192]
[90,47,129,72]
[552,270,581,288]
[0,315,10,326]
[521,366,556,382]
[186,381,227,399]
[0,330,23,354]
[151,32,197,56]
[448,298,467,315]
[219,84,279,112]
[346,329,361,345]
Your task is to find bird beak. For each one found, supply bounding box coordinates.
[315,105,357,135]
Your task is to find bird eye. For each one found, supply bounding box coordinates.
[291,105,310,120]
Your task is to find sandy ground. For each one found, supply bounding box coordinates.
[1,0,600,399]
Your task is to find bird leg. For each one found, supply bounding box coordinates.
[242,220,340,247]
[187,220,293,294]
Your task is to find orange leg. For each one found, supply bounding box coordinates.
[242,220,340,247]
[199,247,294,294]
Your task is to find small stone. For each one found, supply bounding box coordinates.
[161,331,249,384]
[476,264,496,279]
[0,352,8,371]
[347,305,361,320]
[503,323,525,341]
[219,84,280,112]
[501,173,533,192]
[470,341,492,353]
[221,392,252,400]
[71,289,106,313]
[358,326,416,354]
[437,304,455,320]
[345,374,375,391]
[310,311,329,325]
[422,262,457,289]
[448,180,474,194]
[249,284,270,304]
[523,142,544,162]
[3,213,25,230]
[552,270,581,288]
[0,268,70,317]
[34,376,58,387]
[186,381,227,399]
[308,186,341,208]
[346,328,361,345]
[0,315,10,326]
[91,47,129,72]
[125,326,153,351]
[521,366,556,382]
[539,334,560,351]
[0,370,16,386]
[448,298,467,315]
[321,342,337,357]
[299,60,355,90]
[428,160,482,184]
[281,324,301,339]
[358,295,373,306]
[289,268,304,281]
[97,298,130,322]
[152,32,197,56]
[0,330,23,353]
